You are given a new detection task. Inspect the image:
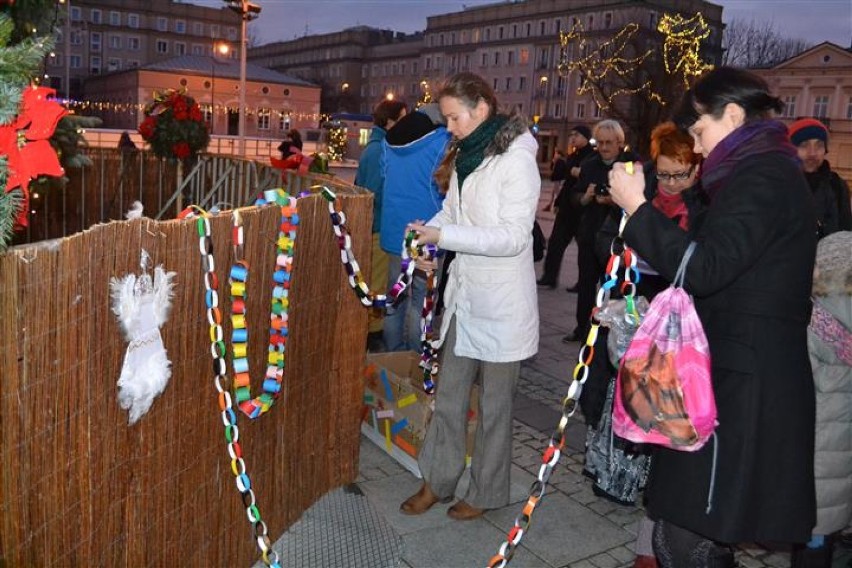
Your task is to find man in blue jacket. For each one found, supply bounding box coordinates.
[355,99,407,351]
[381,104,451,351]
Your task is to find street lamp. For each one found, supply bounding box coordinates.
[210,42,230,135]
[224,1,261,157]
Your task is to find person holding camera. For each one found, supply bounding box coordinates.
[565,119,638,343]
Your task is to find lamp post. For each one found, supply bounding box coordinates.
[210,42,230,135]
[224,1,261,157]
[60,0,71,100]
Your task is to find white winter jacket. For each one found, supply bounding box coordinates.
[429,119,540,362]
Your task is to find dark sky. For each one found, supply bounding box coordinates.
[196,0,851,48]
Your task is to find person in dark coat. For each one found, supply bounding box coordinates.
[537,125,594,289]
[788,118,852,238]
[609,67,817,567]
[277,128,303,159]
[566,120,637,343]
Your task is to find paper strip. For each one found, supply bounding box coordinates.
[397,393,418,408]
[390,417,408,435]
[380,369,394,401]
[376,409,394,420]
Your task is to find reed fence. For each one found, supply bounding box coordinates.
[0,184,373,566]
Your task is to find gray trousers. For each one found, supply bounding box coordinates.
[418,317,521,509]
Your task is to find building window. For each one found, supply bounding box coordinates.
[494,51,500,65]
[605,13,613,28]
[175,42,186,55]
[520,48,529,65]
[176,20,186,34]
[439,33,444,46]
[847,97,852,119]
[70,54,81,69]
[539,47,548,68]
[649,12,657,29]
[279,113,291,131]
[71,30,83,45]
[109,35,121,49]
[472,28,480,42]
[519,76,526,90]
[211,24,220,38]
[526,22,531,36]
[128,36,140,50]
[517,102,523,114]
[480,53,487,66]
[90,9,101,24]
[507,50,514,65]
[127,60,139,68]
[425,57,432,70]
[554,103,562,118]
[128,13,139,29]
[107,58,120,71]
[109,11,120,26]
[48,52,61,67]
[90,32,101,52]
[157,17,168,32]
[493,77,498,91]
[90,55,101,74]
[512,24,517,38]
[593,104,602,118]
[782,95,797,118]
[499,26,504,39]
[554,19,561,33]
[577,102,585,118]
[258,108,271,130]
[505,77,512,91]
[70,6,81,21]
[412,61,418,74]
[813,95,829,118]
[193,22,203,35]
[588,15,594,30]
[540,21,546,35]
[156,39,168,54]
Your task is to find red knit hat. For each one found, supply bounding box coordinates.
[788,118,829,150]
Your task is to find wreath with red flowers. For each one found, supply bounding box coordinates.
[138,88,209,161]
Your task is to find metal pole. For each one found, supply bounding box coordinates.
[211,58,215,135]
[65,0,71,99]
[238,1,247,156]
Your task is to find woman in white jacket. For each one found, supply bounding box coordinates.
[400,72,541,520]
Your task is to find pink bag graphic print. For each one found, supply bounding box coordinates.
[613,242,717,451]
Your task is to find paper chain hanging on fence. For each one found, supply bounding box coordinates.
[320,186,441,394]
[110,249,177,425]
[192,199,290,568]
[228,191,299,419]
[487,164,640,568]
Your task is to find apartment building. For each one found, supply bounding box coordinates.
[754,42,852,184]
[46,0,241,100]
[248,0,723,157]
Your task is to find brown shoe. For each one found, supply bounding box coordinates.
[400,483,451,515]
[447,500,485,521]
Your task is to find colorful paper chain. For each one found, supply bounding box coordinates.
[194,211,281,568]
[320,186,440,394]
[488,200,640,567]
[228,189,299,419]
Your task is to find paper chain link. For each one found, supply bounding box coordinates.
[195,213,281,568]
[320,186,440,394]
[488,203,639,567]
[228,189,298,419]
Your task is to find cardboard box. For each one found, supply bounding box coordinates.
[363,351,478,477]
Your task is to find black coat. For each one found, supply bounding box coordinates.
[623,152,817,543]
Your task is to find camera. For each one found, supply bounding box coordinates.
[594,183,610,197]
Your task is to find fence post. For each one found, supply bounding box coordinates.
[176,160,184,216]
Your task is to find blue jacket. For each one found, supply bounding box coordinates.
[354,126,386,233]
[380,124,450,255]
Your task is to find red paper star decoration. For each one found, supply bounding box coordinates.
[0,86,67,227]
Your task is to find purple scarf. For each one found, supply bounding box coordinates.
[700,120,798,202]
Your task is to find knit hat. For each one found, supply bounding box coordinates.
[813,230,852,296]
[788,118,829,150]
[571,124,592,142]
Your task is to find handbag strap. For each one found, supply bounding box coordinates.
[673,241,697,289]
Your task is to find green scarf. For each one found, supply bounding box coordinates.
[455,115,508,190]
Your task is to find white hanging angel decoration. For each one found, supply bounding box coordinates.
[110,250,177,425]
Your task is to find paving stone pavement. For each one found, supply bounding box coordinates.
[270,184,852,567]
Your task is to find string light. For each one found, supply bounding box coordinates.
[53,98,322,121]
[657,12,714,83]
[326,122,347,161]
[557,22,662,111]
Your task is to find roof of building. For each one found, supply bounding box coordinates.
[142,55,317,87]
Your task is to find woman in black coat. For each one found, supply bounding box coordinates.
[609,67,817,567]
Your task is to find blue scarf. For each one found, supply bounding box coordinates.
[700,120,798,202]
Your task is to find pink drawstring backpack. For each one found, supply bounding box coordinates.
[612,242,717,451]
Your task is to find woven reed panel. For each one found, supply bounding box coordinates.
[0,190,371,566]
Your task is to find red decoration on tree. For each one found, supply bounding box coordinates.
[0,86,66,227]
[138,88,209,162]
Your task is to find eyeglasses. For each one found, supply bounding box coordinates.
[655,166,695,182]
